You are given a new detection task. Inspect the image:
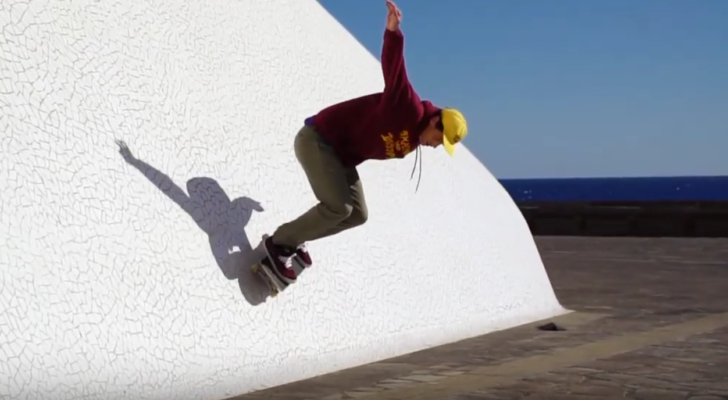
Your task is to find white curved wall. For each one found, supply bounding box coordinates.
[0,1,565,399]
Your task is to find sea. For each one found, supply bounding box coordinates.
[498,176,728,202]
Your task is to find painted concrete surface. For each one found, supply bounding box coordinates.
[0,1,564,399]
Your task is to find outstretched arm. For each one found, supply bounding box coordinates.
[380,1,422,118]
[116,140,192,215]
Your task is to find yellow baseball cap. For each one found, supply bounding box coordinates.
[441,108,468,156]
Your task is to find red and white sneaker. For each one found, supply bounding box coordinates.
[262,235,298,285]
[294,243,313,269]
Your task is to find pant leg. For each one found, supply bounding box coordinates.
[272,125,358,248]
[304,167,368,242]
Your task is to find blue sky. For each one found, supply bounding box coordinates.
[317,0,728,179]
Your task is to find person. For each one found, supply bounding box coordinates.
[262,0,468,285]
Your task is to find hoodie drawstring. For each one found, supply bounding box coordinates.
[409,145,422,193]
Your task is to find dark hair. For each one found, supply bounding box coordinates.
[435,110,444,131]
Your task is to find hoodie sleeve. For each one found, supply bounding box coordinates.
[380,28,423,121]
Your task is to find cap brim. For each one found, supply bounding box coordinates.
[443,135,456,156]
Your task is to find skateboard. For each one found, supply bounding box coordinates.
[251,255,287,297]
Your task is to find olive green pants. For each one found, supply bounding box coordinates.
[271,125,368,248]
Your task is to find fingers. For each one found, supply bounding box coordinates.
[386,1,401,20]
[386,0,399,14]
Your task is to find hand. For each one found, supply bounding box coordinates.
[116,139,135,162]
[385,0,402,31]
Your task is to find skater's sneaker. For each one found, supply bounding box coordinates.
[294,243,313,269]
[263,236,298,284]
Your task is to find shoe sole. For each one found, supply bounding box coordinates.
[292,255,312,270]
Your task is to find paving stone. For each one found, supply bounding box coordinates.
[401,374,445,382]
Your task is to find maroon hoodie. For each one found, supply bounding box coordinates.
[309,28,441,168]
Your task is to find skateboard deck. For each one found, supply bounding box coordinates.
[251,256,286,297]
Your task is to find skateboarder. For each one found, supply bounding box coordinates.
[263,0,468,284]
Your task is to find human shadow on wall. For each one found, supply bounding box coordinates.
[115,140,269,306]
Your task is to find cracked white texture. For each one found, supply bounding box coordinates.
[0,0,565,399]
